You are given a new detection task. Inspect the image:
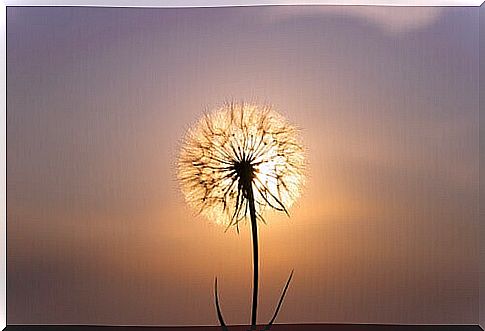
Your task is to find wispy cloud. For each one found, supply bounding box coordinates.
[270,6,444,34]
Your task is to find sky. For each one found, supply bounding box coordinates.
[479,4,485,328]
[7,5,479,326]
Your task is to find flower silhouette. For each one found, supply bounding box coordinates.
[178,102,305,331]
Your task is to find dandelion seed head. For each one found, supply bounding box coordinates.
[178,102,305,228]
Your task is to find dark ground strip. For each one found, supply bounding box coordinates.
[4,325,483,331]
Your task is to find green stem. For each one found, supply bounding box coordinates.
[247,183,259,330]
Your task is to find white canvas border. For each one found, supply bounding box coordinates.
[2,0,485,7]
[1,1,6,330]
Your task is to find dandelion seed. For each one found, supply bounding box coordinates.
[178,102,305,228]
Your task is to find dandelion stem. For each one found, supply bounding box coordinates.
[247,182,259,330]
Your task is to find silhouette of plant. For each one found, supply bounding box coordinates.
[178,102,305,331]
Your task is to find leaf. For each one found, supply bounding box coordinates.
[262,270,294,331]
[214,277,229,331]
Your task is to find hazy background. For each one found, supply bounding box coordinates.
[7,5,479,325]
[479,3,484,329]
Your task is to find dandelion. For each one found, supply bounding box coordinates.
[178,102,305,330]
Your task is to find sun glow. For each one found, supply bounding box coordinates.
[178,102,305,228]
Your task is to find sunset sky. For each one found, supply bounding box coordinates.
[7,5,479,326]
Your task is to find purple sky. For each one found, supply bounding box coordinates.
[7,5,479,326]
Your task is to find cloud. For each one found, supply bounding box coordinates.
[342,6,444,33]
[270,6,444,34]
